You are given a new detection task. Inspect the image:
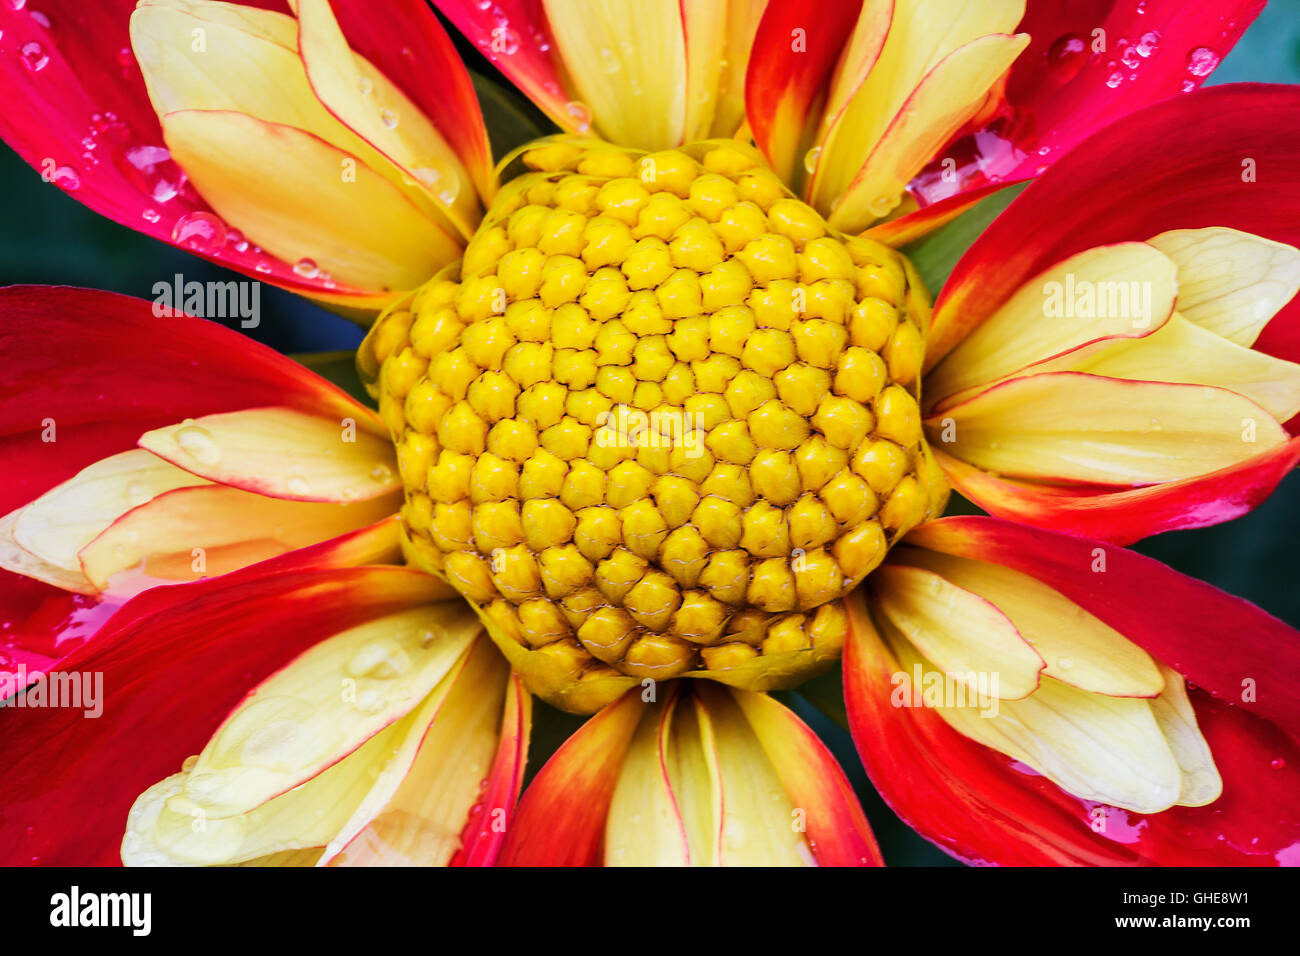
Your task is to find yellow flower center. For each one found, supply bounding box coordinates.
[364,138,948,713]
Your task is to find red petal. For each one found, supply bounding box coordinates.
[909,1,1262,215]
[745,0,866,184]
[324,0,493,201]
[0,1,415,303]
[931,84,1300,366]
[844,582,1300,865]
[934,438,1300,545]
[450,671,532,867]
[0,286,371,512]
[0,562,443,866]
[433,0,575,131]
[497,690,644,866]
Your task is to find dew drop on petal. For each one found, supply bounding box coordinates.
[20,41,48,72]
[380,107,398,129]
[1186,46,1220,77]
[171,210,227,251]
[564,100,592,133]
[803,146,822,175]
[49,164,79,190]
[293,257,319,279]
[29,8,49,28]
[174,422,222,466]
[1136,30,1161,57]
[357,75,373,95]
[141,207,161,224]
[1046,33,1088,81]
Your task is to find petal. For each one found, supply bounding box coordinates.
[934,434,1300,545]
[912,1,1263,211]
[294,0,480,235]
[1149,227,1300,347]
[541,0,686,150]
[324,636,511,867]
[497,690,645,866]
[79,484,402,594]
[885,629,1184,814]
[0,1,386,305]
[869,563,1045,700]
[0,286,362,513]
[926,242,1179,406]
[161,109,462,293]
[1,449,207,592]
[433,0,576,133]
[744,0,867,185]
[932,372,1289,485]
[889,544,1164,697]
[730,687,882,866]
[0,564,447,865]
[822,33,1029,232]
[906,517,1300,735]
[449,672,531,867]
[1149,664,1222,808]
[931,84,1300,370]
[139,406,397,502]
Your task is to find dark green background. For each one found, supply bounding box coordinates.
[2,1,1298,866]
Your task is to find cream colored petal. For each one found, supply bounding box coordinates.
[936,373,1289,485]
[1149,664,1223,808]
[927,242,1179,404]
[179,602,481,817]
[1149,226,1300,346]
[886,626,1183,814]
[871,563,1045,700]
[605,696,694,866]
[138,406,399,503]
[890,546,1164,697]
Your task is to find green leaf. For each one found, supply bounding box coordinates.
[901,182,1028,297]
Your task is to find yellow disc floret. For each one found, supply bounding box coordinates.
[362,138,948,713]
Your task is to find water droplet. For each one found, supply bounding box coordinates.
[1106,70,1124,88]
[353,688,386,714]
[29,8,49,28]
[20,41,48,72]
[293,257,319,279]
[1136,30,1160,57]
[1047,33,1088,81]
[380,108,398,129]
[49,164,79,190]
[346,640,410,679]
[1272,757,1287,770]
[803,146,822,175]
[254,261,273,274]
[1120,44,1141,69]
[438,181,461,206]
[599,47,621,74]
[171,210,227,251]
[564,100,591,133]
[125,480,152,507]
[286,475,310,496]
[1181,79,1196,93]
[174,422,222,466]
[370,463,394,484]
[1186,46,1220,77]
[226,227,248,253]
[120,143,187,203]
[1058,657,1074,670]
[5,0,27,10]
[357,75,373,95]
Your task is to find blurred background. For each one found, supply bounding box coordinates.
[2,0,1298,865]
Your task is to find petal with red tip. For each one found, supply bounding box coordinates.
[0,286,365,514]
[497,690,644,866]
[931,85,1300,368]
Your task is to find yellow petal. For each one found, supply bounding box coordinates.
[934,372,1289,485]
[179,602,481,817]
[825,33,1029,231]
[1149,664,1222,808]
[808,0,1026,220]
[926,242,1179,405]
[542,0,687,149]
[325,636,509,866]
[161,109,461,292]
[1060,312,1300,423]
[79,484,401,593]
[871,563,1044,700]
[890,545,1164,697]
[1149,226,1300,346]
[605,695,694,866]
[887,629,1183,814]
[295,0,479,238]
[3,449,208,590]
[138,406,399,503]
